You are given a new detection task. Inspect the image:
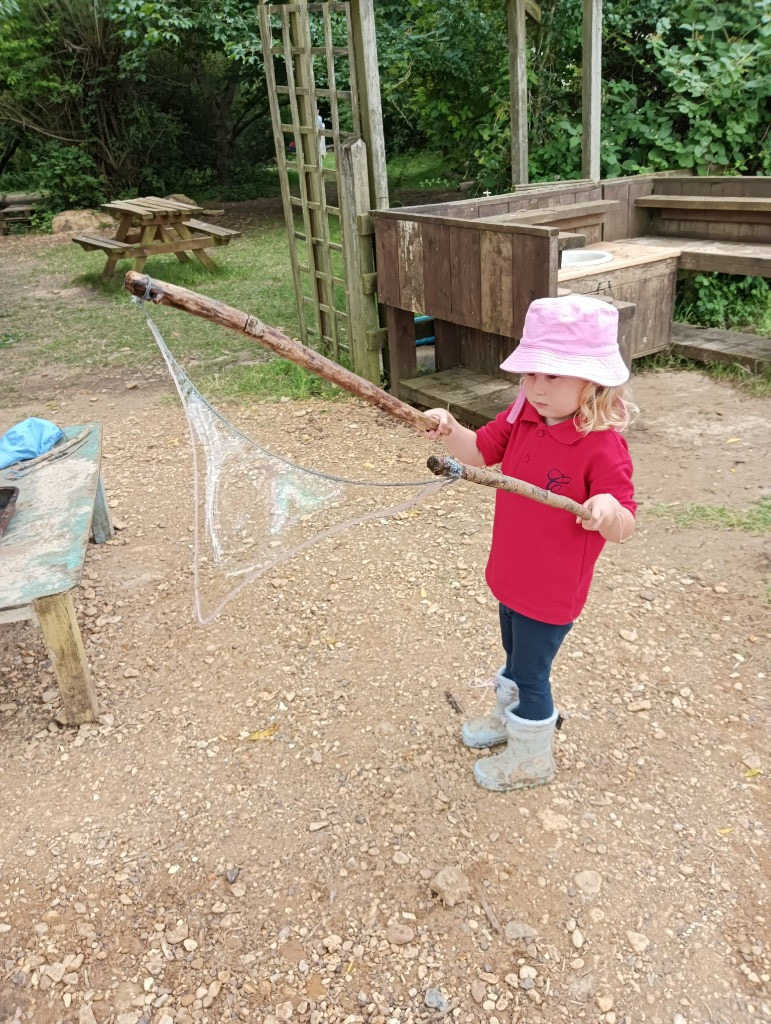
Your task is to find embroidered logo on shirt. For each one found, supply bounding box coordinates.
[546,468,572,493]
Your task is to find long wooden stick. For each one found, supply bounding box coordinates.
[123,271,438,432]
[427,455,592,520]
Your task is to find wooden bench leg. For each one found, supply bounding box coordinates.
[159,224,191,263]
[102,253,120,279]
[91,473,114,544]
[174,222,217,271]
[34,592,99,725]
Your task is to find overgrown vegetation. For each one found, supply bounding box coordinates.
[674,274,771,334]
[1,0,768,210]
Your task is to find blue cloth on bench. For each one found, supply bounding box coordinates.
[0,418,64,469]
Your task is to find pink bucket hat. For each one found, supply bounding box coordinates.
[500,295,629,386]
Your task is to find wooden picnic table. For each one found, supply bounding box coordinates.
[72,196,241,278]
[0,424,113,725]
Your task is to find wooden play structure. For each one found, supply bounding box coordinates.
[259,1,769,409]
[374,173,771,424]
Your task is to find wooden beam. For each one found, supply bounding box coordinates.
[508,0,529,186]
[350,0,390,209]
[339,138,382,383]
[581,0,602,181]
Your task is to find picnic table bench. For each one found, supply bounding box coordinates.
[72,196,241,278]
[0,192,42,233]
[0,424,113,725]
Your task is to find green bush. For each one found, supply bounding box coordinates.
[675,273,771,333]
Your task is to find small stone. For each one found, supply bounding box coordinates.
[123,667,139,678]
[309,821,329,832]
[392,852,410,865]
[231,883,246,897]
[574,870,602,895]
[275,1001,293,1021]
[322,934,342,952]
[430,865,471,907]
[673,1015,688,1024]
[165,922,188,944]
[596,995,614,1013]
[743,753,761,771]
[627,700,652,712]
[539,808,570,832]
[572,927,584,948]
[424,988,450,1012]
[386,923,414,945]
[626,930,650,953]
[619,628,638,642]
[505,919,538,942]
[471,978,486,1003]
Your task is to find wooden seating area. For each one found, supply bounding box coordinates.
[374,172,770,424]
[72,196,241,277]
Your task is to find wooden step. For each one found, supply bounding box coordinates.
[398,368,519,428]
[669,322,770,373]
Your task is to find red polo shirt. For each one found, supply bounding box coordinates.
[475,401,636,625]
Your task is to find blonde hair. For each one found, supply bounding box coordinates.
[574,381,638,434]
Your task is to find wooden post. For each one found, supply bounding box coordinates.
[508,0,529,186]
[581,0,602,181]
[34,592,99,725]
[349,0,390,210]
[339,138,382,385]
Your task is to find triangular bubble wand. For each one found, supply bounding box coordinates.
[123,272,591,523]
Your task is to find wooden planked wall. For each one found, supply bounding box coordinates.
[374,214,558,338]
[565,258,678,358]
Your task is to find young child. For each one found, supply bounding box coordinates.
[421,294,636,792]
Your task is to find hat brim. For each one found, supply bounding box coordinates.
[500,348,629,387]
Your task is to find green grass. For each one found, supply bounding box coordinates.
[633,351,771,398]
[647,497,771,533]
[387,151,459,192]
[1,218,351,403]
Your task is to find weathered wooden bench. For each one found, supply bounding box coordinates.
[0,424,113,725]
[480,199,620,245]
[622,236,771,278]
[634,193,771,250]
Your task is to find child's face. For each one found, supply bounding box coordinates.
[523,373,587,425]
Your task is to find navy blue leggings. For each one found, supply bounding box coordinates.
[499,604,573,720]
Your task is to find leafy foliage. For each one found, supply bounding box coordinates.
[0,0,768,210]
[675,274,771,333]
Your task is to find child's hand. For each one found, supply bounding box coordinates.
[420,408,455,439]
[579,493,634,543]
[579,493,621,532]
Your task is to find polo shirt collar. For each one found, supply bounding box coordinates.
[520,400,583,446]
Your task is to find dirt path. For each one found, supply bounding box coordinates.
[0,245,769,1024]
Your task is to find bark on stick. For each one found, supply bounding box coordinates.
[427,454,591,520]
[124,271,438,433]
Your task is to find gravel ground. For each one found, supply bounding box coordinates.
[0,248,769,1024]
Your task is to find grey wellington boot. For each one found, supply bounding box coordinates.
[473,707,559,791]
[460,668,519,749]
